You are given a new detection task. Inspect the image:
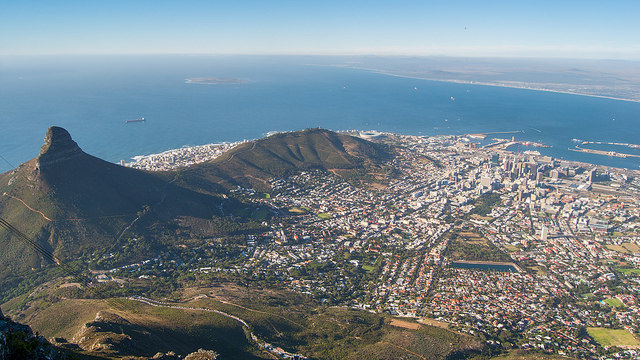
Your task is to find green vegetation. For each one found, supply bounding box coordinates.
[180,128,391,191]
[446,231,512,263]
[619,268,640,275]
[603,298,625,308]
[606,243,640,254]
[286,307,482,360]
[504,244,520,252]
[317,213,332,219]
[288,206,310,215]
[587,327,640,347]
[10,295,262,359]
[6,330,49,360]
[0,265,64,304]
[470,192,502,217]
[10,282,485,360]
[362,265,376,272]
[0,126,245,294]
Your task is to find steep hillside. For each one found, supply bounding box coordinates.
[0,127,235,287]
[178,128,391,192]
[0,306,62,360]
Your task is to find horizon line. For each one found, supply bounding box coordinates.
[1,52,639,62]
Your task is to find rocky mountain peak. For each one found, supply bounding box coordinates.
[36,126,84,170]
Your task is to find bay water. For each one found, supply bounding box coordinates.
[1,55,639,173]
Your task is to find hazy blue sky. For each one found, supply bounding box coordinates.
[1,0,639,59]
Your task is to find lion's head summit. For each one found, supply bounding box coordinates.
[35,126,85,171]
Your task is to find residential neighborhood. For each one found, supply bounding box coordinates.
[119,131,640,359]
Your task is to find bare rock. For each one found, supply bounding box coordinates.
[36,126,84,170]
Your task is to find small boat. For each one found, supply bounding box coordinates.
[126,117,145,123]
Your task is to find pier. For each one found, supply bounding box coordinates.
[569,146,640,159]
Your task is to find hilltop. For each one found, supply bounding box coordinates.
[0,127,241,293]
[176,128,391,192]
[0,127,389,301]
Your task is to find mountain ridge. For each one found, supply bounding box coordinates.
[0,127,233,287]
[176,128,391,192]
[0,126,388,301]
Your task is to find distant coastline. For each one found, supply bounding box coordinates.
[124,130,640,174]
[185,77,248,85]
[343,66,640,103]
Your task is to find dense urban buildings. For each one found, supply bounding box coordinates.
[116,131,640,358]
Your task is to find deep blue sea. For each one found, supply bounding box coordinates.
[1,55,639,173]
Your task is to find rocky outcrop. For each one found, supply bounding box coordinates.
[36,126,85,170]
[0,307,6,360]
[150,351,179,359]
[0,307,60,360]
[73,311,137,354]
[71,312,222,359]
[184,349,220,360]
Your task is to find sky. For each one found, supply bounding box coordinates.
[1,0,639,59]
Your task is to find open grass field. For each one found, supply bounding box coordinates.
[258,192,270,199]
[418,318,450,330]
[470,214,494,222]
[362,264,376,272]
[623,242,640,253]
[587,327,640,347]
[603,298,625,308]
[504,244,520,252]
[606,243,640,254]
[288,206,310,214]
[390,318,421,330]
[619,268,640,275]
[458,231,484,240]
[607,245,631,254]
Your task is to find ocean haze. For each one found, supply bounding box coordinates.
[1,55,639,173]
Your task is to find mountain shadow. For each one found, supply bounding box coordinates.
[0,127,235,281]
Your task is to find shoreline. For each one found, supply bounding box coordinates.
[341,65,640,104]
[123,129,640,174]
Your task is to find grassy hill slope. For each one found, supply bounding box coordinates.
[0,127,237,296]
[177,128,391,192]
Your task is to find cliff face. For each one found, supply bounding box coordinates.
[0,308,59,360]
[36,126,84,170]
[0,308,5,360]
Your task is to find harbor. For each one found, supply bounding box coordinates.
[569,145,640,159]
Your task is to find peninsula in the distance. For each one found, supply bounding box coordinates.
[185,77,248,85]
[336,56,640,102]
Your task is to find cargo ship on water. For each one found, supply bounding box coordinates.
[126,117,145,123]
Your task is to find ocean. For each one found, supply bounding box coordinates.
[1,55,639,173]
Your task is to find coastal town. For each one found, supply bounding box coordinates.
[119,131,640,359]
[125,141,245,171]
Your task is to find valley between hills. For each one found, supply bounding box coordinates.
[1,127,639,359]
